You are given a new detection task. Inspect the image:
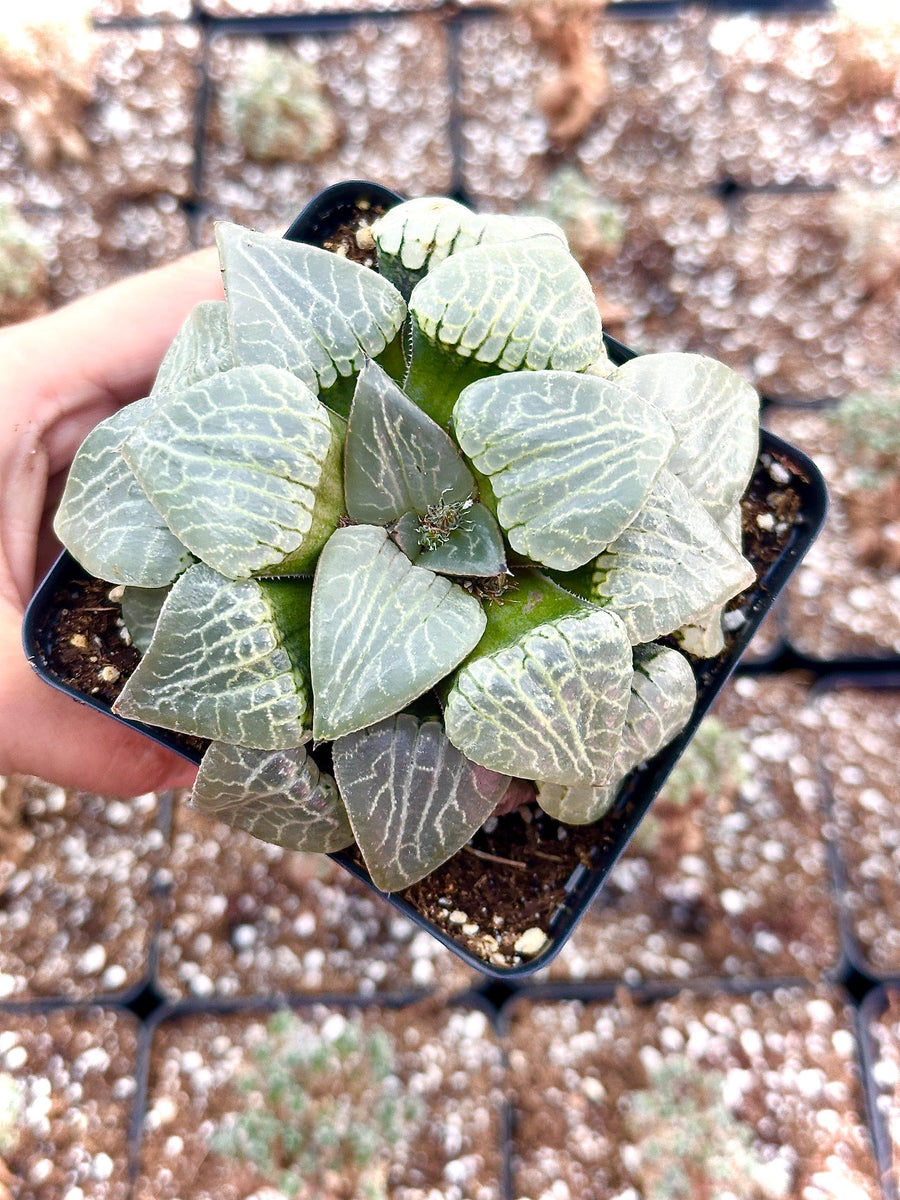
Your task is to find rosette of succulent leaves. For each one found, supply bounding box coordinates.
[54,195,758,893]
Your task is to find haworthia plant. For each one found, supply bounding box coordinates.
[371,195,566,299]
[536,643,697,824]
[453,370,676,570]
[114,564,312,749]
[310,525,486,741]
[444,576,634,785]
[191,741,353,854]
[151,300,234,397]
[54,397,194,587]
[332,712,510,891]
[52,192,765,899]
[120,585,171,654]
[217,222,406,394]
[124,364,345,579]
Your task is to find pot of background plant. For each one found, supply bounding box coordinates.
[23,180,827,978]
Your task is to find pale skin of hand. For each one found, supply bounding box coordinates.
[0,248,223,795]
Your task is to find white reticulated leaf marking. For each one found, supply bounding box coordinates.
[217,222,406,391]
[372,195,566,297]
[409,237,603,372]
[121,585,171,654]
[454,371,676,570]
[191,741,353,854]
[444,607,633,786]
[344,359,474,524]
[590,469,757,644]
[151,300,234,398]
[53,397,193,587]
[310,526,487,741]
[536,643,696,824]
[123,364,338,579]
[674,505,745,657]
[332,713,509,891]
[614,353,759,525]
[113,564,311,749]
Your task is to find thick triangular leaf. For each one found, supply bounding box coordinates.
[151,300,233,397]
[310,526,486,740]
[344,359,474,524]
[372,195,566,298]
[409,237,603,372]
[444,607,633,786]
[615,353,759,524]
[217,222,406,392]
[535,643,696,823]
[332,713,509,891]
[54,397,194,587]
[589,469,757,644]
[390,503,507,577]
[191,741,353,853]
[453,371,676,570]
[123,364,343,579]
[114,564,312,749]
[121,585,171,654]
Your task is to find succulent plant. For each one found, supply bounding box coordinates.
[211,1009,419,1200]
[529,166,625,268]
[623,1053,794,1199]
[53,192,759,892]
[223,45,339,164]
[0,203,49,324]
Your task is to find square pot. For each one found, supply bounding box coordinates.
[22,180,828,980]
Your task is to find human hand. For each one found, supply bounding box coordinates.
[0,248,223,794]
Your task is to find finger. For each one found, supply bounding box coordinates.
[0,244,224,448]
[2,605,198,796]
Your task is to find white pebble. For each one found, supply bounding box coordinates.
[77,944,107,976]
[720,887,747,915]
[448,910,468,925]
[102,964,129,991]
[105,800,131,827]
[514,927,548,956]
[0,975,16,1000]
[232,924,257,950]
[4,1046,27,1071]
[91,1153,114,1181]
[769,461,790,484]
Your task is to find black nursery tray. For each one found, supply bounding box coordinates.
[22,180,828,980]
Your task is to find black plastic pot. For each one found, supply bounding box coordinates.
[22,180,828,981]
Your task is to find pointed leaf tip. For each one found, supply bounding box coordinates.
[333,713,508,891]
[310,525,486,740]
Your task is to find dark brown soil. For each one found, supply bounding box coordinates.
[38,576,140,706]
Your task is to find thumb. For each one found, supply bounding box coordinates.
[3,603,198,796]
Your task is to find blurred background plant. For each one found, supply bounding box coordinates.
[0,203,49,325]
[210,1009,422,1200]
[0,2,96,169]
[634,716,746,855]
[622,1052,795,1199]
[222,45,340,165]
